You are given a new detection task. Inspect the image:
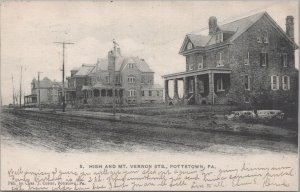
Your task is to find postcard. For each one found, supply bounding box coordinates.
[0,0,298,191]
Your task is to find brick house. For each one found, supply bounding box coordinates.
[24,77,61,106]
[162,12,298,109]
[65,47,163,106]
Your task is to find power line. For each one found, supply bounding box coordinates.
[54,41,75,112]
[128,1,286,55]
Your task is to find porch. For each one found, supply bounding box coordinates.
[82,84,124,105]
[162,68,231,105]
[24,94,37,106]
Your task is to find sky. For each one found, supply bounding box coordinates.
[1,0,298,105]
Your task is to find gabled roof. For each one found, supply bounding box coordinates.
[187,34,211,47]
[94,56,154,73]
[74,64,96,77]
[219,12,265,42]
[131,57,154,73]
[32,77,54,88]
[180,12,298,54]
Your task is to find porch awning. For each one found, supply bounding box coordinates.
[93,82,123,89]
[162,67,231,80]
[24,94,37,98]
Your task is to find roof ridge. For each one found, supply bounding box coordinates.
[220,11,265,27]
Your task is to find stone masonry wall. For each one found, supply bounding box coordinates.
[227,15,298,107]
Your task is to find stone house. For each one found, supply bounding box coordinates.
[65,47,163,106]
[162,12,298,108]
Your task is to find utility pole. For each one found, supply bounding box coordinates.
[38,71,42,110]
[12,75,15,107]
[54,41,74,112]
[19,66,23,108]
[112,39,118,115]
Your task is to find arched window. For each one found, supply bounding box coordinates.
[187,42,193,50]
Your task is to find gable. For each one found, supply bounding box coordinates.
[179,36,194,53]
[230,12,298,49]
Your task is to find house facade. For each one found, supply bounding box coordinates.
[162,12,298,108]
[65,47,163,106]
[24,77,61,106]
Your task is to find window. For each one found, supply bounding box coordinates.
[217,52,223,67]
[115,76,120,83]
[244,75,251,90]
[128,76,136,83]
[105,76,110,83]
[244,96,250,103]
[149,90,152,96]
[198,56,203,69]
[199,80,205,93]
[217,77,225,91]
[257,30,262,43]
[244,52,250,65]
[263,31,269,43]
[216,33,223,43]
[282,53,288,67]
[189,63,194,71]
[141,76,145,83]
[128,63,134,68]
[187,42,193,50]
[282,76,290,90]
[157,91,159,96]
[260,52,268,67]
[271,75,280,90]
[141,90,145,96]
[189,80,194,93]
[128,90,136,97]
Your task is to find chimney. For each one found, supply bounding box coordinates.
[209,16,218,35]
[70,68,79,77]
[116,47,121,56]
[286,15,294,41]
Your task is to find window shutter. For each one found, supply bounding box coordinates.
[266,53,269,67]
[288,76,290,90]
[280,54,283,67]
[260,53,263,66]
[241,75,245,90]
[287,55,289,67]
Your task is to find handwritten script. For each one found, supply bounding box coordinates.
[6,163,295,190]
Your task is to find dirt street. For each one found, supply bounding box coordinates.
[0,110,297,154]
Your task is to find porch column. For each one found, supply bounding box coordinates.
[164,79,169,103]
[194,75,199,104]
[183,77,189,99]
[173,79,179,99]
[208,73,215,105]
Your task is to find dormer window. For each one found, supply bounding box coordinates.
[216,32,223,43]
[187,42,193,50]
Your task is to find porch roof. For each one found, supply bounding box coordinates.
[162,68,231,80]
[24,94,37,98]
